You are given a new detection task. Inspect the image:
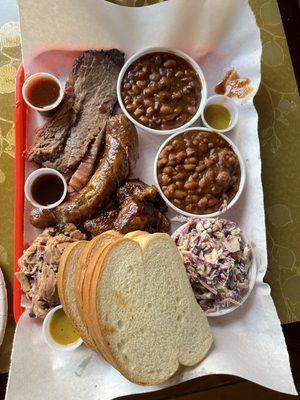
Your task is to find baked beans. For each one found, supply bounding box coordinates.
[121,52,202,130]
[157,130,241,214]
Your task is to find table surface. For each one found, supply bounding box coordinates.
[0,0,299,385]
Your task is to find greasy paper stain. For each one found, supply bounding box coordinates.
[215,68,253,99]
[74,354,93,377]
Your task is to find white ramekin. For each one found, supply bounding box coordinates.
[42,305,83,352]
[117,47,207,136]
[22,72,64,113]
[172,220,257,317]
[154,127,246,219]
[24,167,67,209]
[201,94,239,133]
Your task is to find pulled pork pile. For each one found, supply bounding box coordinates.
[16,223,86,318]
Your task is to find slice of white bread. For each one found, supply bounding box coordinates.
[77,232,121,361]
[82,232,148,364]
[76,231,122,319]
[57,240,95,348]
[89,234,213,385]
[81,238,122,364]
[124,231,150,240]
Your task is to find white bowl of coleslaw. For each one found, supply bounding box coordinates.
[172,217,257,317]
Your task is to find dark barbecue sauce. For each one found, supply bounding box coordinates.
[31,173,65,206]
[26,77,60,108]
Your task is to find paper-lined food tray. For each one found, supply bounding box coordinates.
[8,0,297,398]
[13,65,26,322]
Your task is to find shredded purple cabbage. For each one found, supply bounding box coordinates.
[173,218,252,313]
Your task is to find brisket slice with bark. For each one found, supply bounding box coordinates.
[67,126,104,195]
[28,49,125,174]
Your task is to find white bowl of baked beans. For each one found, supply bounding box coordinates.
[117,47,207,135]
[154,127,246,218]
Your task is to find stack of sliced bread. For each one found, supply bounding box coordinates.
[57,230,213,385]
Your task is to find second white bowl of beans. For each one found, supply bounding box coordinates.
[154,127,246,218]
[117,47,207,136]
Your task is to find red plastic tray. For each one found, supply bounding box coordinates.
[13,65,26,323]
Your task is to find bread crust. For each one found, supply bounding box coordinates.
[57,241,96,349]
[82,237,123,365]
[57,241,86,308]
[124,231,150,240]
[76,231,122,315]
[75,231,122,344]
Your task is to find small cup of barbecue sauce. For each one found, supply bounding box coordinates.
[22,72,64,113]
[25,167,67,209]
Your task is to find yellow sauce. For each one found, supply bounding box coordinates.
[49,308,80,346]
[204,104,231,130]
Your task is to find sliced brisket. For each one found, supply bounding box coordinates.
[67,124,105,195]
[28,49,125,174]
[30,114,138,228]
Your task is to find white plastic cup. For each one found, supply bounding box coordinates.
[42,305,83,352]
[22,72,64,113]
[201,94,239,133]
[117,47,207,136]
[154,127,246,219]
[24,167,67,209]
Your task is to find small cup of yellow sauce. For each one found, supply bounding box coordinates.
[201,95,238,133]
[42,305,82,351]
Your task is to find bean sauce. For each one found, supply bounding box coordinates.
[121,52,202,130]
[157,130,241,215]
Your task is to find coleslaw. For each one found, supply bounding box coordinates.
[173,218,252,313]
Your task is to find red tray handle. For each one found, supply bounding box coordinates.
[13,64,26,323]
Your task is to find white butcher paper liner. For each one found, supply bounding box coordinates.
[6,0,297,398]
